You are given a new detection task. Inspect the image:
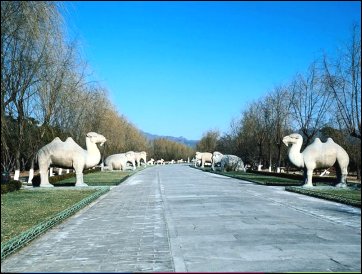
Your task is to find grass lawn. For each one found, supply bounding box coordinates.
[194,166,361,207]
[54,170,133,186]
[2,170,136,243]
[1,188,97,243]
[219,171,302,186]
[286,186,361,207]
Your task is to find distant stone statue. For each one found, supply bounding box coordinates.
[104,154,128,171]
[134,151,147,167]
[195,152,213,168]
[36,132,106,187]
[282,133,349,188]
[124,151,137,170]
[156,159,164,165]
[212,151,245,172]
[147,158,155,165]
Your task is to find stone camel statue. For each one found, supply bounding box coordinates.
[282,133,349,188]
[36,132,106,187]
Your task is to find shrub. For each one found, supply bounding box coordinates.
[32,167,102,187]
[1,180,22,194]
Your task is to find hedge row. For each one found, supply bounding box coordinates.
[31,167,101,187]
[1,181,22,194]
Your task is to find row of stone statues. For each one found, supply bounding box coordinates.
[34,132,349,188]
[195,133,349,188]
[194,151,245,173]
[104,151,147,171]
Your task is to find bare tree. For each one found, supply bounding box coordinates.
[267,86,292,170]
[289,61,332,146]
[1,2,62,174]
[323,23,361,139]
[238,100,269,168]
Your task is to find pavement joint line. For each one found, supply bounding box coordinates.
[157,170,186,272]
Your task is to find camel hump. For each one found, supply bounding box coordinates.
[48,137,62,145]
[326,137,335,144]
[313,138,322,144]
[63,137,84,151]
[65,137,77,144]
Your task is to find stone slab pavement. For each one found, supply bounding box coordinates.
[1,164,360,272]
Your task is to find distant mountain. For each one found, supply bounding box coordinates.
[141,131,199,148]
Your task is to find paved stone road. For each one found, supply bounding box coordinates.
[1,165,361,272]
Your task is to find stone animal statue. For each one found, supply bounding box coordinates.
[282,133,349,188]
[211,151,223,170]
[147,158,155,165]
[212,152,245,172]
[156,159,164,165]
[195,152,213,168]
[104,154,128,171]
[135,151,147,167]
[36,132,106,187]
[124,151,137,170]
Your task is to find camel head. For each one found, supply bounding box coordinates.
[86,132,107,146]
[282,133,303,147]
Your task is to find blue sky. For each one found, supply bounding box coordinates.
[61,1,361,140]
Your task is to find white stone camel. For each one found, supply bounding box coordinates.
[36,132,106,187]
[282,133,349,188]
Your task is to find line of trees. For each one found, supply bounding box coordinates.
[150,138,195,162]
[197,23,361,179]
[1,1,195,176]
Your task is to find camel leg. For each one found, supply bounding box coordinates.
[336,166,348,188]
[74,167,88,187]
[39,160,54,188]
[27,168,34,184]
[303,169,314,188]
[39,170,54,187]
